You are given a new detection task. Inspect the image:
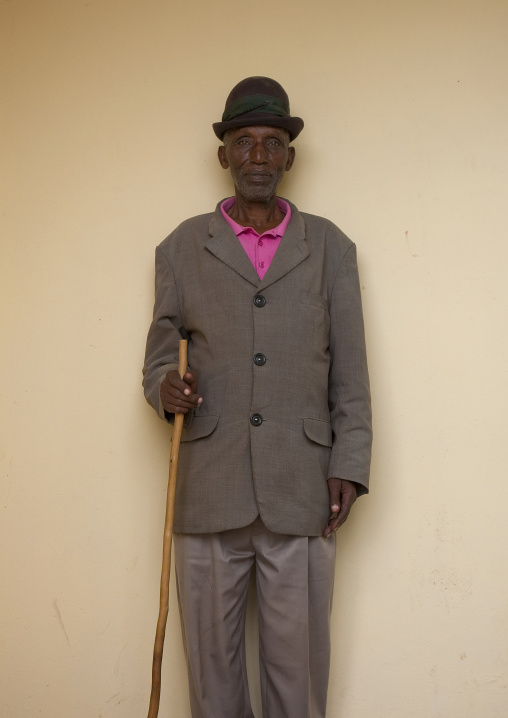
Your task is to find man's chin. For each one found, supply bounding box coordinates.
[236,183,278,203]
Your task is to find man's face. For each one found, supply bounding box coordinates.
[218,125,295,204]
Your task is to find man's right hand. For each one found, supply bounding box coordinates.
[160,369,202,415]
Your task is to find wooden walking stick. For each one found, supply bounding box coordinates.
[147,339,188,718]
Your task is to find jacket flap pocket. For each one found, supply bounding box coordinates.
[181,414,220,442]
[303,418,332,447]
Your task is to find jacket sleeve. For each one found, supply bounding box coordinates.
[142,244,186,421]
[327,243,372,494]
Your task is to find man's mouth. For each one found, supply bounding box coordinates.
[245,171,271,181]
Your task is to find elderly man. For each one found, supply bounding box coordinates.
[143,76,372,718]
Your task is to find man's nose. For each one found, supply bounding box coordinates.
[250,142,268,163]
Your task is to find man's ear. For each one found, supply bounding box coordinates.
[285,146,296,172]
[218,145,229,169]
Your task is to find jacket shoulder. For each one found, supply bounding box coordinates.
[297,212,356,271]
[299,211,354,248]
[157,212,214,254]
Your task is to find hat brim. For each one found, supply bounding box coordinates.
[213,112,304,141]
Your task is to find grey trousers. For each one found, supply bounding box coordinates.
[173,517,336,718]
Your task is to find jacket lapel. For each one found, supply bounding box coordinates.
[206,208,260,287]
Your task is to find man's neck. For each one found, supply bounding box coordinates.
[227,195,285,233]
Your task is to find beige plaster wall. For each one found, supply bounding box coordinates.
[2,0,507,716]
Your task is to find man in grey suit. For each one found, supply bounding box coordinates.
[143,76,372,718]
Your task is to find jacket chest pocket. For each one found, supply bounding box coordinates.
[299,292,330,351]
[300,291,328,311]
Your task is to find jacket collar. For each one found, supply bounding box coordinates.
[206,198,308,289]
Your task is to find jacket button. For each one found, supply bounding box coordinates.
[253,353,266,366]
[250,413,263,427]
[253,294,266,307]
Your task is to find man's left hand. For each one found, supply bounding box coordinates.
[323,478,358,538]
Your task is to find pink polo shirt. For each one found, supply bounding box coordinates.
[220,197,291,280]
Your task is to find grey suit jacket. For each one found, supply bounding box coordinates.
[143,199,372,535]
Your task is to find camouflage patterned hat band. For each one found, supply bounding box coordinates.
[222,95,290,122]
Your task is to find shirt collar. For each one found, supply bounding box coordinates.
[220,197,291,239]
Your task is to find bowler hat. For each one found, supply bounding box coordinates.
[213,76,304,141]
